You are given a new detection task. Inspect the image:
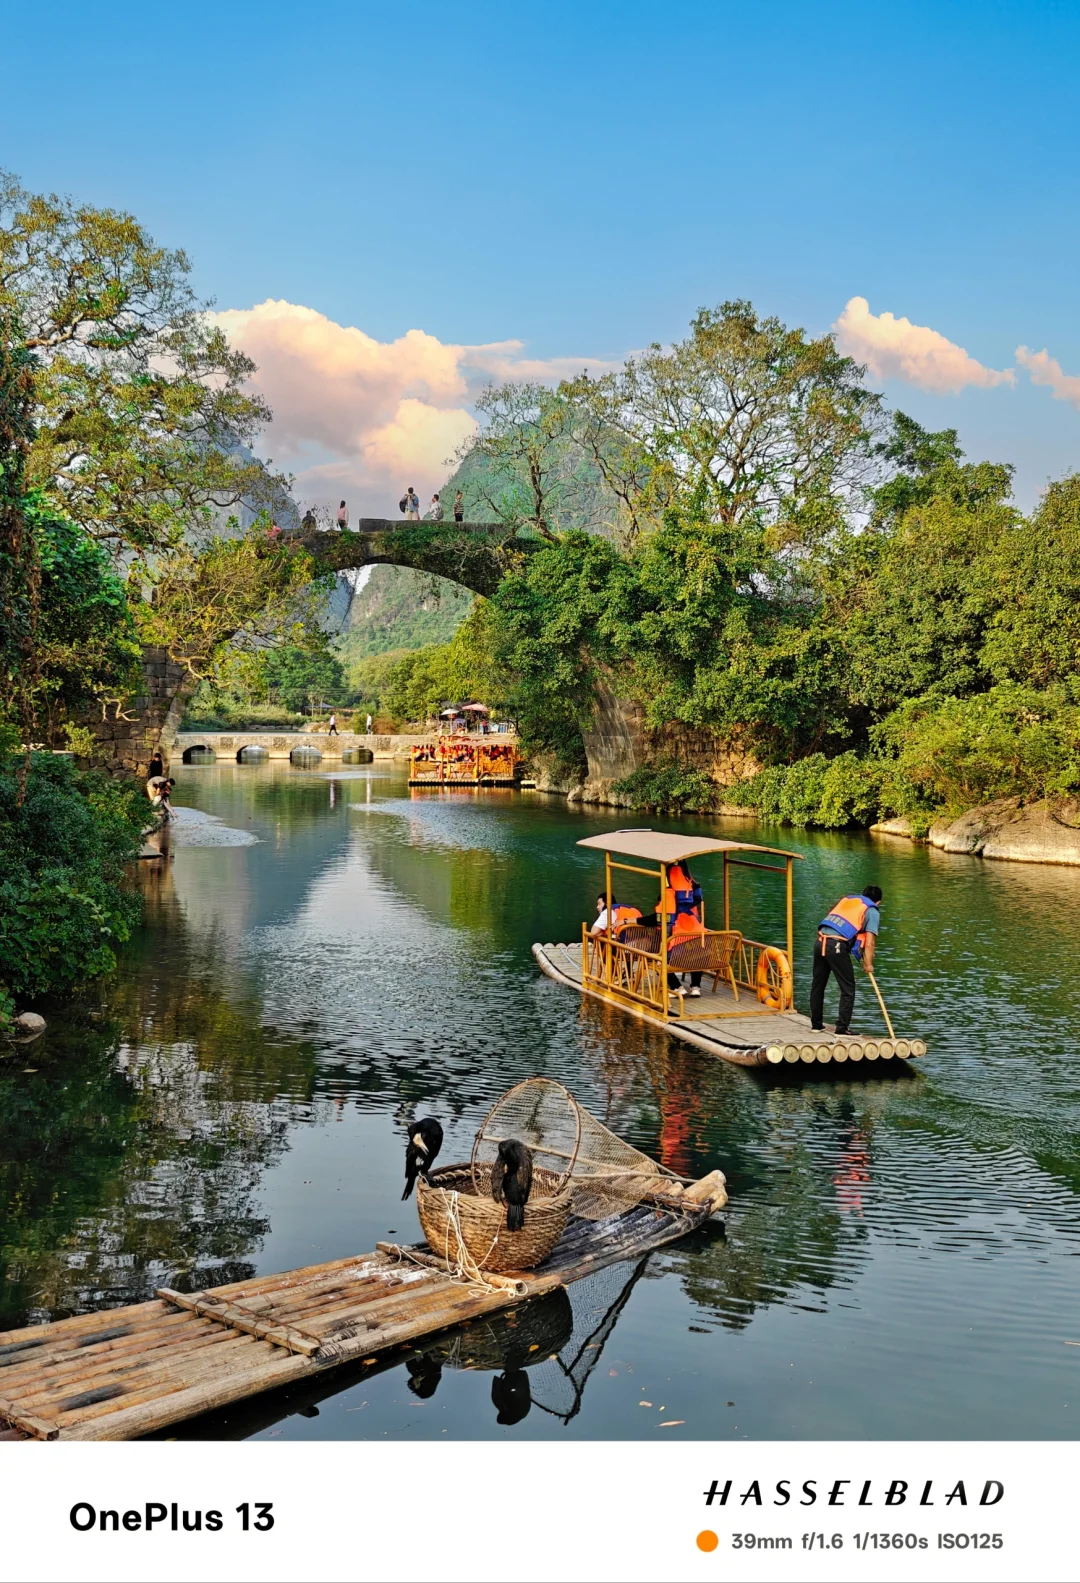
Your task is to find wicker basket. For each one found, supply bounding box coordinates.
[416,1162,572,1274]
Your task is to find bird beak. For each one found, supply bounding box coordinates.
[412,1135,427,1153]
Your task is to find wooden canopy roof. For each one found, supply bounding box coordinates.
[576,830,801,863]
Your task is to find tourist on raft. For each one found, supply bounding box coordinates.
[630,862,706,997]
[810,884,883,1034]
[590,894,642,935]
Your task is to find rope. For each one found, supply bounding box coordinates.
[439,1190,503,1293]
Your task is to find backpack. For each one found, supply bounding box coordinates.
[399,496,408,514]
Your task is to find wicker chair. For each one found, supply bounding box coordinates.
[667,928,743,998]
[615,924,662,954]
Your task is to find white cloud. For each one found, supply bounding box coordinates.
[212,299,612,512]
[833,296,1014,394]
[1016,345,1080,408]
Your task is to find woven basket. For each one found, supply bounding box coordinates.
[416,1162,572,1274]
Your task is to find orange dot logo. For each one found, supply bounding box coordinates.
[696,1530,719,1553]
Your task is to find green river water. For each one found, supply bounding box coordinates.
[2,762,1078,1441]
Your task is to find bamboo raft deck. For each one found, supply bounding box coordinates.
[0,1174,724,1442]
[533,940,926,1068]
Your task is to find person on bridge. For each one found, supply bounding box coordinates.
[810,884,882,1034]
[366,713,373,733]
[429,493,444,520]
[301,506,317,532]
[453,490,464,523]
[327,713,338,736]
[336,500,349,529]
[405,487,420,520]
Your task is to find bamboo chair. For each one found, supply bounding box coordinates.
[667,929,743,999]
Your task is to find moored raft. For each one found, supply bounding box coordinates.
[0,1082,726,1442]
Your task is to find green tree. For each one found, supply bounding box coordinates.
[981,475,1080,688]
[0,170,282,554]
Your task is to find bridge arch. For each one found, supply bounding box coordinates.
[294,518,534,598]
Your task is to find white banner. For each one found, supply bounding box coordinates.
[0,1439,1073,1582]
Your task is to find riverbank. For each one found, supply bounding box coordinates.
[872,796,1080,867]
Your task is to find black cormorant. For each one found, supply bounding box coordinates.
[402,1117,444,1199]
[491,1138,533,1232]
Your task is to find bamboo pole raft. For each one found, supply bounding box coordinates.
[0,1171,726,1442]
[533,941,927,1068]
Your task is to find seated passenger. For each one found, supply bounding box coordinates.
[590,894,642,935]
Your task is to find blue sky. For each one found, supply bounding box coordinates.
[4,0,1079,509]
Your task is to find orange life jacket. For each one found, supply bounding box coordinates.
[667,910,705,953]
[819,894,879,959]
[610,904,642,934]
[663,863,701,921]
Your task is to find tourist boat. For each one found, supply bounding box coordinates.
[409,738,519,788]
[533,829,927,1069]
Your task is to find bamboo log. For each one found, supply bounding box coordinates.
[847,1043,864,1061]
[156,1290,321,1356]
[55,1381,192,1430]
[799,1044,817,1062]
[783,1044,800,1062]
[0,1314,217,1391]
[0,1299,173,1350]
[863,1041,880,1059]
[0,1395,58,1441]
[814,1046,832,1062]
[894,1038,911,1058]
[16,1329,241,1409]
[831,1044,848,1062]
[911,1039,927,1057]
[766,1044,784,1064]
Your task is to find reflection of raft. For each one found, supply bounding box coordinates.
[0,1081,725,1442]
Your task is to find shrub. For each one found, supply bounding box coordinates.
[873,683,1080,815]
[725,752,885,828]
[0,752,146,1008]
[612,758,720,814]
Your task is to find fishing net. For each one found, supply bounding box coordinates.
[471,1077,681,1221]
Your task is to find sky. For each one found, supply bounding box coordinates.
[4,0,1079,512]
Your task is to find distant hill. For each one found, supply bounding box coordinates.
[337,565,473,682]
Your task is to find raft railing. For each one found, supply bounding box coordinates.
[582,927,792,1021]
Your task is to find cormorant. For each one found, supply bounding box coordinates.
[402,1117,444,1199]
[491,1138,533,1232]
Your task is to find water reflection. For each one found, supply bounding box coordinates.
[2,763,1078,1440]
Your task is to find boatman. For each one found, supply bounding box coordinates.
[810,884,883,1034]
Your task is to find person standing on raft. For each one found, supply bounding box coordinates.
[810,885,883,1034]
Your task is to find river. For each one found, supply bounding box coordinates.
[2,761,1078,1441]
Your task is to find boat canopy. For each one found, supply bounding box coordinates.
[576,830,801,864]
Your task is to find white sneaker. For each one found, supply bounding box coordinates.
[689,986,701,998]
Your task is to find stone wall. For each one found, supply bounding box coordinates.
[572,677,760,807]
[85,647,194,779]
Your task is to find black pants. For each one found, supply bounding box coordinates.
[668,972,702,989]
[809,936,856,1032]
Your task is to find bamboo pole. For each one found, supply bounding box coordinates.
[865,965,896,1038]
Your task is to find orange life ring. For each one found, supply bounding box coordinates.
[756,947,792,1011]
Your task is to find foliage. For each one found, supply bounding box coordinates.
[980,475,1080,689]
[612,758,720,815]
[339,565,473,667]
[872,684,1080,816]
[259,643,345,713]
[137,520,331,682]
[563,300,883,548]
[724,753,885,829]
[453,382,582,539]
[0,169,282,554]
[0,752,146,1009]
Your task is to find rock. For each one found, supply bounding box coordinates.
[14,1011,46,1036]
[870,816,914,839]
[929,797,1080,866]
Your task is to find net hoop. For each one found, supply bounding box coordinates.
[470,1077,582,1195]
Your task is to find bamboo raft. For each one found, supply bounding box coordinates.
[0,1171,725,1442]
[533,940,926,1068]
